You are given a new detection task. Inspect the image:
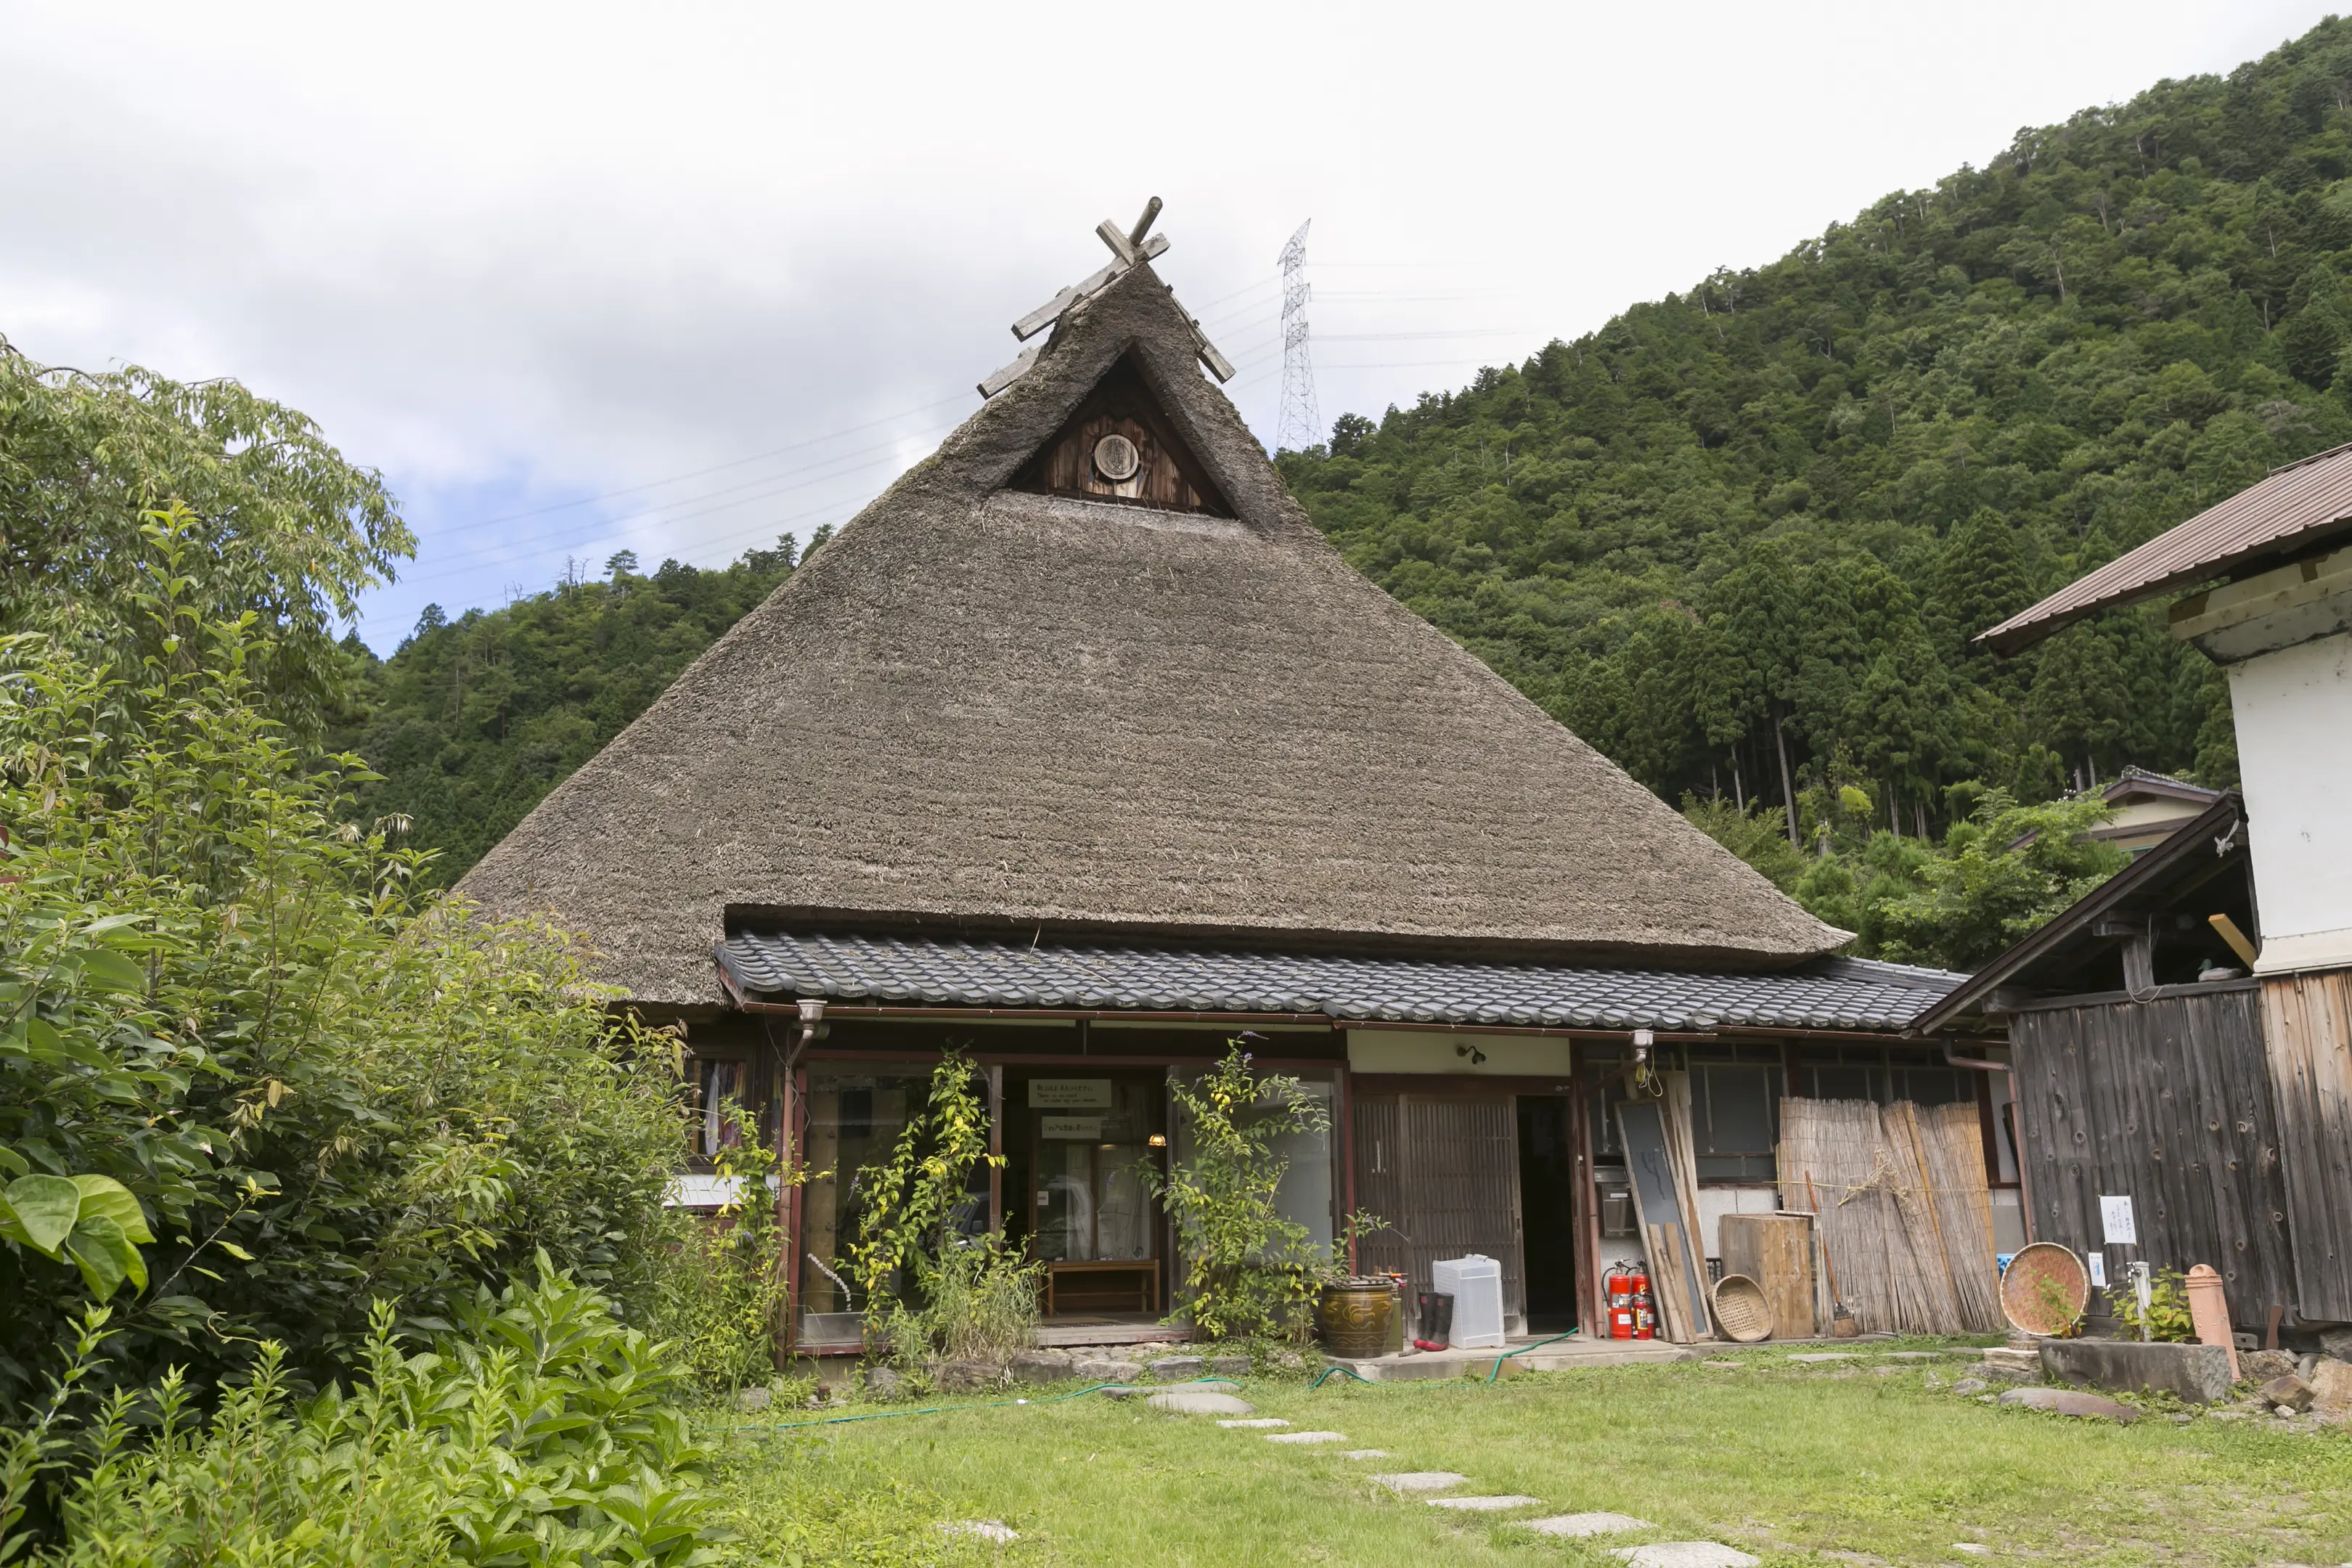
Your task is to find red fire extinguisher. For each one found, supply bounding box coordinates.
[1604,1263,1638,1340]
[1629,1265,1655,1340]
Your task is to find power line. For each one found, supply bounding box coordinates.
[402,416,963,575]
[393,424,958,589]
[461,393,971,527]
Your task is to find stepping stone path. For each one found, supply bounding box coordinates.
[940,1521,1018,1543]
[1881,1351,1940,1360]
[1218,1417,1287,1428]
[1612,1545,1761,1568]
[1787,1353,1861,1364]
[1212,1406,1762,1567]
[1101,1379,1236,1399]
[1524,1513,1652,1538]
[1146,1389,1254,1416]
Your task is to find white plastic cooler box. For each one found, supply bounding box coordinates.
[1431,1254,1507,1348]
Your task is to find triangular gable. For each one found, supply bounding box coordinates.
[1009,354,1232,515]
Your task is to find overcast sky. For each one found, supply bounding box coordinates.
[2,1,2335,651]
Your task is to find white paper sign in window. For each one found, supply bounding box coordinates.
[1030,1079,1114,1108]
[2099,1195,2137,1245]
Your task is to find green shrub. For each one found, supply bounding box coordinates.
[2111,1268,2197,1344]
[650,1111,792,1397]
[4,1265,719,1568]
[0,510,691,1407]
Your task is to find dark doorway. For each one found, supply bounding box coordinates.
[1516,1097,1579,1333]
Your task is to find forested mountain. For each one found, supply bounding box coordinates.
[1283,18,2352,840]
[335,536,813,881]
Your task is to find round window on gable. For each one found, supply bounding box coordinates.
[1093,433,1141,483]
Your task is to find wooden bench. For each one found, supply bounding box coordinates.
[1046,1259,1159,1317]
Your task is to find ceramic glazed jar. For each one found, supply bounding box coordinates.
[1316,1278,1395,1357]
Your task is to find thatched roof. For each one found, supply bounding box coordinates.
[458,242,1847,1003]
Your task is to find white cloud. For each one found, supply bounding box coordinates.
[1,0,2332,648]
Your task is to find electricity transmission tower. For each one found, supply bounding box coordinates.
[1275,220,1321,454]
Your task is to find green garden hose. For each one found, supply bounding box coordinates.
[1490,1329,1582,1383]
[1307,1363,1374,1390]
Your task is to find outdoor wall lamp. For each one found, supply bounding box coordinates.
[1147,1134,1167,1148]
[1455,1042,1487,1065]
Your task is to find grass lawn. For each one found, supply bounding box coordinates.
[711,1344,2352,1567]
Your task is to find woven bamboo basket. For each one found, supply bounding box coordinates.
[1710,1273,1774,1343]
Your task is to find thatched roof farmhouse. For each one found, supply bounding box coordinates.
[460,208,1984,1355]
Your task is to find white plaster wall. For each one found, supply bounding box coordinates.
[2231,628,2352,973]
[1990,1188,2027,1254]
[1694,1185,1784,1259]
[1344,1030,1576,1081]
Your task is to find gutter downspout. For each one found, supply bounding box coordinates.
[776,997,825,1366]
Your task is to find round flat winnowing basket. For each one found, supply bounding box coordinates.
[2000,1242,2088,1336]
[1710,1273,1774,1343]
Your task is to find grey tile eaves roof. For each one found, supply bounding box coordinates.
[715,932,1966,1034]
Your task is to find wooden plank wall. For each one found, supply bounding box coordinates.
[2009,987,2297,1329]
[2258,969,2352,1321]
[1351,1092,1527,1336]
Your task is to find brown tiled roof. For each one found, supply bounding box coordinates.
[1979,441,2352,653]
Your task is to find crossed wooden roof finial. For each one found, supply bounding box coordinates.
[979,197,1235,399]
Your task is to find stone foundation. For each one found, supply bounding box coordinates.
[2038,1338,2234,1403]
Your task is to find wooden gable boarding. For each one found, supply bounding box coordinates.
[1013,354,1232,515]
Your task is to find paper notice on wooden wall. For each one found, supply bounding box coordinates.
[2099,1195,2137,1245]
[2088,1251,2108,1288]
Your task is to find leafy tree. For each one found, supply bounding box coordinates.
[1686,786,2124,969]
[845,1053,1041,1376]
[0,339,411,739]
[0,511,689,1406]
[1874,791,2128,969]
